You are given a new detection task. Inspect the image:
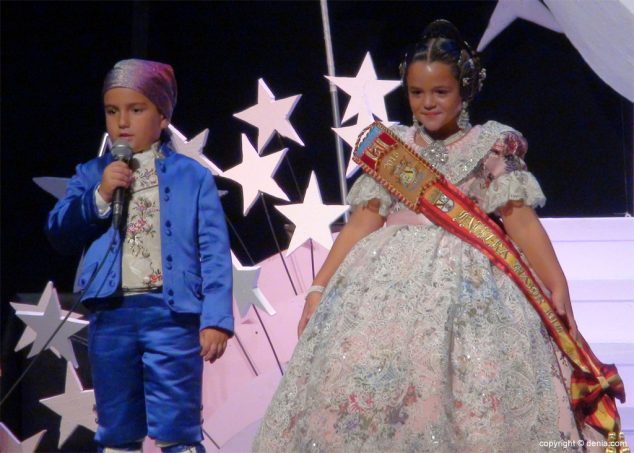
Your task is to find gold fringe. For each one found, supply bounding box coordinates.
[606,432,629,453]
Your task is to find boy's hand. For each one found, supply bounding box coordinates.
[98,161,133,203]
[200,327,229,364]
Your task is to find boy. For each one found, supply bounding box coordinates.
[46,59,233,453]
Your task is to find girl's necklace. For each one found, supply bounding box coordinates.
[415,122,470,167]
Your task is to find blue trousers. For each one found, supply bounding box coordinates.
[87,292,204,448]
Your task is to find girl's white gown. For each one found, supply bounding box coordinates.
[252,123,594,452]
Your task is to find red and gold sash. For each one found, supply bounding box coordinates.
[353,121,626,437]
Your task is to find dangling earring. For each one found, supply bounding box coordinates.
[457,101,470,130]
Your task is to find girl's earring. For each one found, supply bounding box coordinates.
[458,102,470,130]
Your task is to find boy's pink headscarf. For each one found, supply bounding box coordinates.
[103,59,177,120]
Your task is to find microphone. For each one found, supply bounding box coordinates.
[110,139,133,229]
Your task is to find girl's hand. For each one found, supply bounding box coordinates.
[98,161,133,203]
[552,289,579,341]
[297,292,322,338]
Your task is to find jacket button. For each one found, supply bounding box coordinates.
[165,187,171,194]
[164,195,170,201]
[168,289,174,296]
[168,299,174,305]
[165,220,171,228]
[166,229,172,236]
[166,263,172,270]
[109,280,115,287]
[166,255,173,262]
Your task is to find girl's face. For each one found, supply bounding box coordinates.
[104,87,168,153]
[406,61,462,140]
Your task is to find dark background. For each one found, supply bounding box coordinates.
[2,1,632,450]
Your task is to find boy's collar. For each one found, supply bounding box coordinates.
[133,141,174,159]
[133,141,162,157]
[159,141,175,158]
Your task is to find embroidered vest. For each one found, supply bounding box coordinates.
[121,145,163,292]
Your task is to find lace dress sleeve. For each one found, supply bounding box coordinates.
[481,131,546,214]
[346,174,395,217]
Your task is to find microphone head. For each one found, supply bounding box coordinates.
[110,139,133,162]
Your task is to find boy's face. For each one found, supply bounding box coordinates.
[104,87,168,153]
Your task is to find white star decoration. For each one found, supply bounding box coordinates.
[234,78,304,152]
[11,282,88,368]
[169,125,224,176]
[232,252,276,318]
[325,52,401,123]
[0,423,46,453]
[477,0,562,51]
[275,172,349,256]
[40,363,97,448]
[32,177,70,200]
[10,281,85,355]
[221,134,290,216]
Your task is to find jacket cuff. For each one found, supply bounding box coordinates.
[200,314,234,337]
[94,185,112,218]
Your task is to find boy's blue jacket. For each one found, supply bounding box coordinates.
[46,143,234,334]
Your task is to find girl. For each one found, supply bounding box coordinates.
[253,20,621,453]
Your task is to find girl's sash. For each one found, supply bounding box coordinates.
[352,121,625,438]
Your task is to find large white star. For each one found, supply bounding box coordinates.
[221,134,289,216]
[477,0,562,51]
[275,172,349,256]
[234,78,304,152]
[39,363,97,448]
[13,282,88,368]
[0,423,46,453]
[332,110,397,177]
[10,281,85,355]
[169,125,225,176]
[232,253,276,318]
[325,52,401,123]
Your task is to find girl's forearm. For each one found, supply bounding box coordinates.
[312,203,385,288]
[501,202,568,294]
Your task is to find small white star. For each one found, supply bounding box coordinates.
[325,52,401,123]
[275,172,349,256]
[39,363,97,448]
[10,282,84,355]
[169,125,224,176]
[234,78,304,152]
[478,0,562,51]
[12,282,88,368]
[221,134,290,216]
[0,423,46,453]
[32,177,70,200]
[232,253,276,318]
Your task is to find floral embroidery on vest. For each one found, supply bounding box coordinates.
[122,146,163,291]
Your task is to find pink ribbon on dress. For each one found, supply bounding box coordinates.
[385,209,433,227]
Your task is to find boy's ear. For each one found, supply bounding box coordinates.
[160,115,169,130]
